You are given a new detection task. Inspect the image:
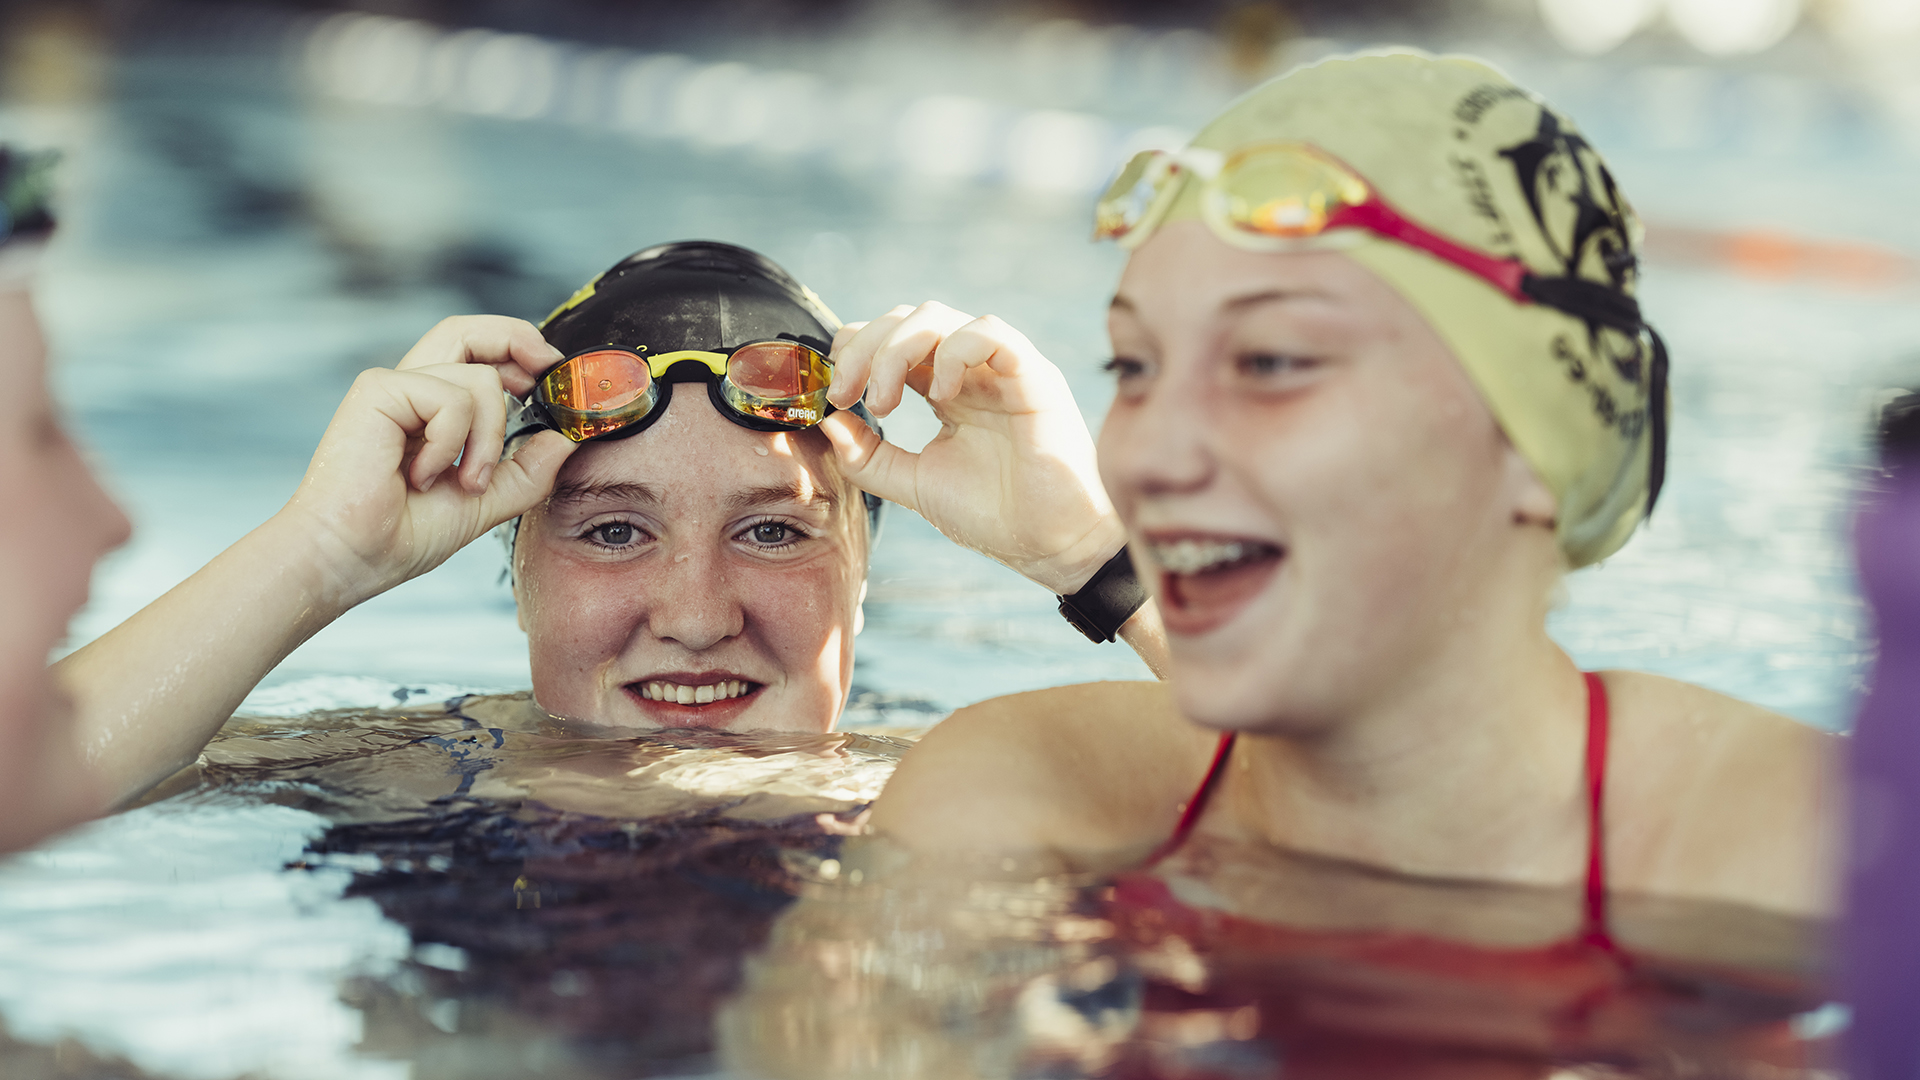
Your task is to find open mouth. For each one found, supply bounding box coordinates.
[622,675,764,727]
[1146,535,1285,635]
[634,679,757,706]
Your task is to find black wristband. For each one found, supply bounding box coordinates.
[1057,546,1146,644]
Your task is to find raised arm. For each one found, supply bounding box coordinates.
[818,302,1167,675]
[53,316,576,805]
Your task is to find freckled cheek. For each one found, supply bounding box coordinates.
[739,563,859,676]
[521,559,647,677]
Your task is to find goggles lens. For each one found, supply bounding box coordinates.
[722,340,834,426]
[1094,151,1173,243]
[536,349,657,441]
[1211,145,1374,239]
[1094,143,1375,248]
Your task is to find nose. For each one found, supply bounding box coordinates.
[60,427,131,558]
[1100,365,1218,501]
[642,539,744,652]
[87,467,133,556]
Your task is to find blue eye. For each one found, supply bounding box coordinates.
[590,522,638,547]
[1102,356,1148,380]
[739,520,809,549]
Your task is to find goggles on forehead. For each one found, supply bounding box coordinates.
[511,339,837,444]
[1095,140,1669,515]
[1097,141,1551,301]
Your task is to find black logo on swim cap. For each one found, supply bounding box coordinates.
[1498,109,1645,391]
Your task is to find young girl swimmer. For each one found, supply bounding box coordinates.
[836,53,1836,921]
[13,235,1155,849]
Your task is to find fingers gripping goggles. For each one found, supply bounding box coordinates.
[512,338,838,443]
[1095,142,1668,513]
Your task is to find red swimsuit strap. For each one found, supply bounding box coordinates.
[1140,673,1617,952]
[1580,670,1617,952]
[1140,731,1238,869]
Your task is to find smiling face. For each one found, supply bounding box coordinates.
[0,284,131,851]
[513,385,867,734]
[1098,222,1559,735]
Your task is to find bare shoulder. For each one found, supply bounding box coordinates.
[1602,670,1840,915]
[868,680,1219,865]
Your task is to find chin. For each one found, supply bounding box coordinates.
[1168,647,1327,735]
[1172,677,1272,733]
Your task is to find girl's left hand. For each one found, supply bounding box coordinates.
[819,302,1125,595]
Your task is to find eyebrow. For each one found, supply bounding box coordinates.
[1223,288,1314,312]
[726,481,838,515]
[1110,289,1314,317]
[546,480,661,509]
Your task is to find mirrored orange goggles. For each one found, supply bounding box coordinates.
[519,340,837,443]
[1094,141,1530,303]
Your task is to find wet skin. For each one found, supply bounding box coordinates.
[1099,221,1561,736]
[0,287,132,851]
[513,389,867,734]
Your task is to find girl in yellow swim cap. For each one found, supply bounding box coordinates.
[847,50,1836,929]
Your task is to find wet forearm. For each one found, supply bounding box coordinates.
[52,511,361,806]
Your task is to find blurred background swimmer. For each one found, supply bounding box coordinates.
[1844,392,1920,1079]
[0,145,132,853]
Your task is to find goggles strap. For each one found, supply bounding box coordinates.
[1518,273,1668,517]
[1519,274,1643,332]
[1645,328,1669,516]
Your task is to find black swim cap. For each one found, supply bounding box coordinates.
[537,240,884,537]
[541,240,840,357]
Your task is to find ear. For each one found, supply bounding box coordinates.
[1502,443,1558,532]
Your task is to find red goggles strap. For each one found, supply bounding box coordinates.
[1329,200,1529,302]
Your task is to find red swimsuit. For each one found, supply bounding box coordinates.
[1099,674,1820,1074]
[1138,671,1617,950]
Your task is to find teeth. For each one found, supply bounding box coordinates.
[642,679,752,704]
[1149,538,1273,575]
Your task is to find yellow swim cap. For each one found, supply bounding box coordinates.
[1138,51,1665,567]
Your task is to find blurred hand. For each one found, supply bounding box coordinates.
[279,315,578,607]
[820,302,1124,595]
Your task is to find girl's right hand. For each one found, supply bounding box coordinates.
[277,315,578,609]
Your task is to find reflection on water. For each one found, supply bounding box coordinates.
[1,687,904,1079]
[723,838,1835,1079]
